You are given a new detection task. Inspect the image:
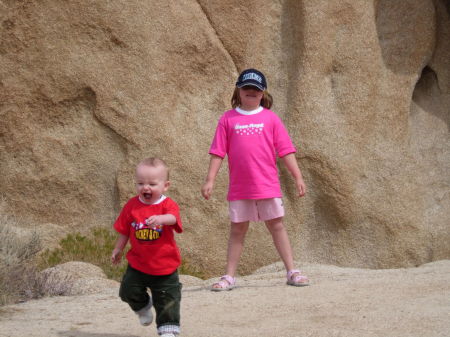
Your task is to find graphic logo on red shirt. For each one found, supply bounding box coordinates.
[132,220,163,241]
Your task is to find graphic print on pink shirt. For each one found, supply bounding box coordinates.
[234,123,264,136]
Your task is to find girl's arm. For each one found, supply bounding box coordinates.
[111,233,128,265]
[281,153,306,197]
[201,154,223,199]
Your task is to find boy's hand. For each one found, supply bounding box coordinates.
[201,180,214,199]
[146,215,163,227]
[146,214,176,227]
[111,248,122,265]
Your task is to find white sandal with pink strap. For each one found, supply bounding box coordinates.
[211,275,236,292]
[287,269,309,287]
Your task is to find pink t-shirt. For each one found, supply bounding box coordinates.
[209,107,296,200]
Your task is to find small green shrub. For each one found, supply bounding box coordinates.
[39,226,207,281]
[39,227,128,281]
[179,257,207,280]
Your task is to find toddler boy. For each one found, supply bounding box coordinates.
[111,157,183,337]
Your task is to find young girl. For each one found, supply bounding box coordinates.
[201,68,309,291]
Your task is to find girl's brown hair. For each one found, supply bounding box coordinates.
[231,88,273,109]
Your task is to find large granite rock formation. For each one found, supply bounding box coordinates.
[1,0,448,275]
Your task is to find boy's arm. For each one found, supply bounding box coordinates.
[281,153,306,197]
[111,233,128,265]
[201,154,223,199]
[146,214,176,227]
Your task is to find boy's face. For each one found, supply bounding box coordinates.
[135,164,170,204]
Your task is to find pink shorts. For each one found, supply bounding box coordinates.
[228,198,285,223]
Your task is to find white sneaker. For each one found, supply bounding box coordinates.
[160,334,176,337]
[135,300,153,326]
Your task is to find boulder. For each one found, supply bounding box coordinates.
[41,261,118,295]
[1,0,448,275]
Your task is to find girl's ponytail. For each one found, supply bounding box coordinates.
[261,91,273,109]
[231,88,273,109]
[231,87,240,109]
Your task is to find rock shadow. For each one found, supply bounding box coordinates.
[375,0,436,75]
[280,0,306,115]
[412,66,449,131]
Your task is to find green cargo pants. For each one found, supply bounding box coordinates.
[119,265,182,330]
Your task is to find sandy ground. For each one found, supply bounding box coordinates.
[0,260,449,337]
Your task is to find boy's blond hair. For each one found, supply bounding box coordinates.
[137,157,170,180]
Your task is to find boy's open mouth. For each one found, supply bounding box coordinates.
[143,193,152,199]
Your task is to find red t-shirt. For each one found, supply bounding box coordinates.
[113,195,183,275]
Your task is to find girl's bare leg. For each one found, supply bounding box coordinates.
[212,221,249,289]
[224,221,250,276]
[265,217,295,271]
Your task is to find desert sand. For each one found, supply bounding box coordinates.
[0,260,449,337]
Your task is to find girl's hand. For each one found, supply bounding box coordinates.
[111,248,122,265]
[281,153,306,197]
[201,180,214,199]
[202,155,222,200]
[295,177,307,197]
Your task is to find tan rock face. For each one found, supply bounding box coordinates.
[1,0,448,274]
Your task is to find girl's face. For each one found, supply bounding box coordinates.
[238,86,264,110]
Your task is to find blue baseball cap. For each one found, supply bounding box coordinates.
[236,68,267,90]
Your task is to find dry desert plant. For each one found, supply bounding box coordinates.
[0,200,72,305]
